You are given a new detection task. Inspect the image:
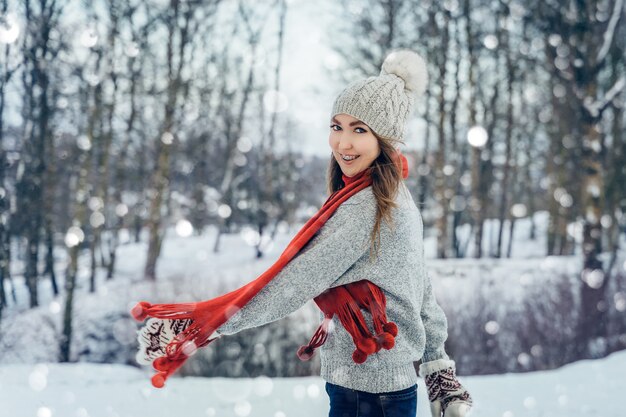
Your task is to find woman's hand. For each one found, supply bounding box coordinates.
[418,359,473,417]
[135,318,221,365]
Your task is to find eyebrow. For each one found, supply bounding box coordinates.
[331,117,366,127]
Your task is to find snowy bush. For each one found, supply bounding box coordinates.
[0,309,59,364]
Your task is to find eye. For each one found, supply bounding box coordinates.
[355,127,367,133]
[330,124,341,131]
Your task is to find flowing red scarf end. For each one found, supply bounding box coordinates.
[131,300,228,388]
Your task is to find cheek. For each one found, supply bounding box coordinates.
[329,135,337,149]
[364,137,380,158]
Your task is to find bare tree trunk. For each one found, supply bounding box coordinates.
[87,49,104,293]
[43,222,59,296]
[19,0,61,307]
[255,0,287,259]
[0,0,19,321]
[42,82,61,297]
[145,0,193,279]
[506,209,516,258]
[578,78,609,351]
[434,7,450,259]
[543,34,563,257]
[417,7,436,207]
[90,2,120,289]
[521,53,539,243]
[464,0,484,259]
[107,13,144,279]
[60,241,79,362]
[507,128,521,259]
[448,16,464,258]
[417,80,432,207]
[496,1,514,259]
[213,3,270,254]
[604,48,625,285]
[256,87,270,259]
[61,83,94,362]
[133,125,148,244]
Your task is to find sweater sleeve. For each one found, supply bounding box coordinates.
[420,269,450,363]
[216,195,376,336]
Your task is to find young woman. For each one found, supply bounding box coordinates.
[132,49,473,417]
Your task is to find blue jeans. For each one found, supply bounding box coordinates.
[325,381,418,417]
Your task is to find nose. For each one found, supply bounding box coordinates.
[337,135,354,151]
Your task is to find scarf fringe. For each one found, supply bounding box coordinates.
[298,280,400,364]
[345,281,397,350]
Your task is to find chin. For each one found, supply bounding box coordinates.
[344,167,361,176]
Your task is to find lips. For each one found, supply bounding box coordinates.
[340,153,360,161]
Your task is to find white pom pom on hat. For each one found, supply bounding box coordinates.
[380,48,429,96]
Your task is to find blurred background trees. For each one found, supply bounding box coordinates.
[0,0,624,373]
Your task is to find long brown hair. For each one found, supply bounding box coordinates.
[326,132,404,263]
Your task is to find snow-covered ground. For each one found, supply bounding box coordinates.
[1,349,624,417]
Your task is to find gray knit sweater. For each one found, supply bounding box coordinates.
[217,181,450,393]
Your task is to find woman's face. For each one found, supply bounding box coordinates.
[329,113,381,177]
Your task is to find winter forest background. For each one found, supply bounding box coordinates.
[1,0,625,416]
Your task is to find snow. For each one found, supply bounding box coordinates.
[1,349,625,417]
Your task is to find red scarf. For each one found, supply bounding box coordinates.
[131,151,409,387]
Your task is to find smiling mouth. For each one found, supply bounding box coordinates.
[340,153,360,161]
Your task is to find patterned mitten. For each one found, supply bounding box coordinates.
[418,359,473,417]
[136,318,221,365]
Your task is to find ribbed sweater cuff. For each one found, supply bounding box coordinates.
[320,358,418,394]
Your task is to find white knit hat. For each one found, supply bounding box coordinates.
[331,49,428,144]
